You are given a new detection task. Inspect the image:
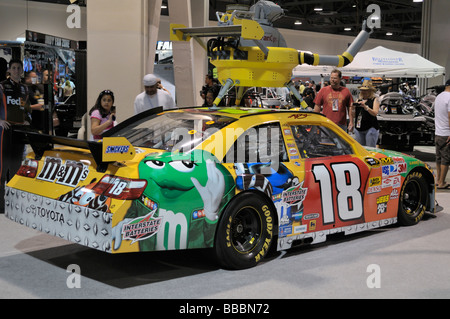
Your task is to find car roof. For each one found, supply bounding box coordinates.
[169,106,325,120]
[103,106,330,141]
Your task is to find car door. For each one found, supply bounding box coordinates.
[285,122,375,236]
[223,120,312,239]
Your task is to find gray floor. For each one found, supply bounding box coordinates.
[0,146,449,299]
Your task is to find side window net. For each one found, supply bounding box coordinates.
[291,125,354,158]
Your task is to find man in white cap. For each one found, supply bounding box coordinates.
[134,74,175,114]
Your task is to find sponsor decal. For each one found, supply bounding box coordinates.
[380,157,394,165]
[280,225,292,237]
[37,157,89,187]
[303,213,319,220]
[139,195,158,210]
[392,175,401,188]
[382,176,393,188]
[364,157,381,167]
[192,209,206,220]
[390,188,399,199]
[392,157,405,163]
[376,195,390,214]
[389,164,399,176]
[36,206,65,223]
[369,176,382,187]
[122,209,162,244]
[367,185,381,194]
[281,183,307,205]
[105,145,130,154]
[397,162,407,174]
[293,224,307,234]
[382,164,397,176]
[288,113,308,120]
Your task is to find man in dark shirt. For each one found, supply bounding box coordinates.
[0,59,32,213]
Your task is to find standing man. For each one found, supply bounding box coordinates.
[134,74,175,114]
[200,74,219,102]
[434,79,450,189]
[0,59,32,212]
[0,59,31,124]
[314,69,354,132]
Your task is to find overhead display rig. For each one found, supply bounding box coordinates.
[171,0,375,108]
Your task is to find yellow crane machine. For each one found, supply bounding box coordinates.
[171,1,375,108]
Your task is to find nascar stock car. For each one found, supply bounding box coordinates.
[5,107,435,269]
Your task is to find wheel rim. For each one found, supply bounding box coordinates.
[401,180,423,216]
[231,206,262,253]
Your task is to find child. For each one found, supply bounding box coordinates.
[89,89,116,140]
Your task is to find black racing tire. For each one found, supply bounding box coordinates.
[398,171,428,226]
[214,192,275,270]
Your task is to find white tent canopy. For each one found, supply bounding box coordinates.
[293,46,446,78]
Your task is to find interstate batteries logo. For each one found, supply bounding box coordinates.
[281,182,307,205]
[122,209,162,243]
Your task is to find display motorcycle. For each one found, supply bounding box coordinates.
[377,88,436,151]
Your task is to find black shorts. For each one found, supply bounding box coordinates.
[435,135,450,166]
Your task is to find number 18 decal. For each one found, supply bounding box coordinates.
[312,162,363,224]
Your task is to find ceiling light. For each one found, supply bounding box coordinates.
[413,0,423,2]
[314,7,323,11]
[344,27,351,31]
[161,5,167,9]
[294,20,302,25]
[386,32,393,36]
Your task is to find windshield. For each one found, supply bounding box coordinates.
[109,110,237,152]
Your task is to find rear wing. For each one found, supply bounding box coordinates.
[13,127,135,172]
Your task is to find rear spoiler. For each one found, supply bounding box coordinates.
[13,127,135,173]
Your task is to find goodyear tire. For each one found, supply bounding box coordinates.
[214,192,274,270]
[398,171,428,226]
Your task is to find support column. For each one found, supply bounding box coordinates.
[191,0,209,106]
[420,0,449,92]
[146,0,162,74]
[169,0,208,106]
[87,0,147,120]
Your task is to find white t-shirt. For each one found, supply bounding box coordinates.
[434,91,450,137]
[134,89,175,114]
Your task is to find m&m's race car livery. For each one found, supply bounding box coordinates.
[5,107,435,269]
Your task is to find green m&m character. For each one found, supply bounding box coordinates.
[113,150,235,252]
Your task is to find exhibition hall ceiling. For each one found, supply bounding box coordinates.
[208,0,423,43]
[28,0,423,43]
